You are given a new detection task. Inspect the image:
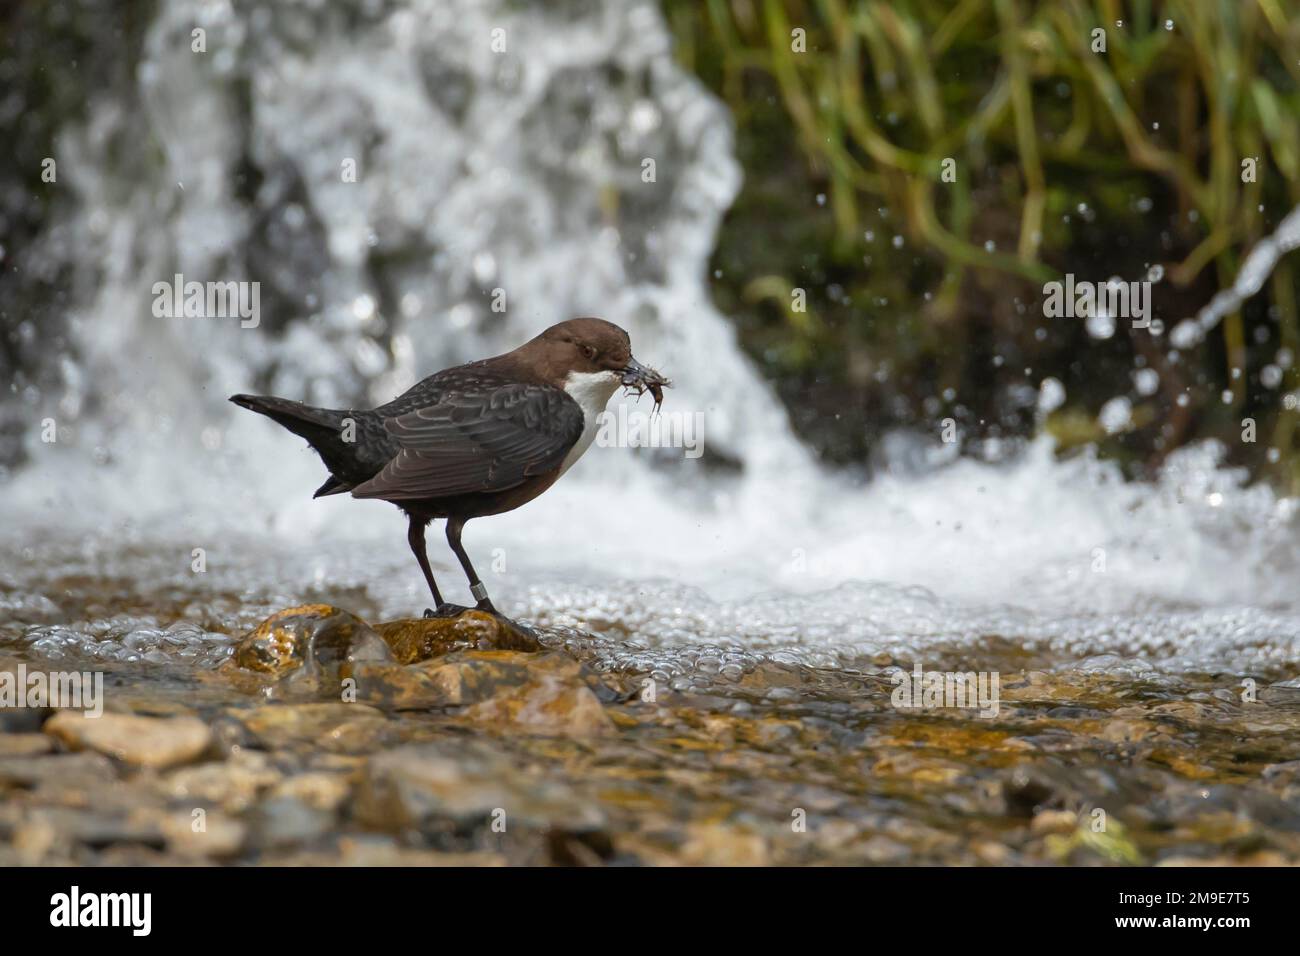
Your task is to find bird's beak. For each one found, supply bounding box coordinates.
[620,356,670,391]
[620,356,671,409]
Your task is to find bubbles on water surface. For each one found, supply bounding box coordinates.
[2,0,1300,687]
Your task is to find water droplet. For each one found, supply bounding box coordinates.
[1037,377,1066,414]
[1099,396,1132,434]
[1086,311,1116,340]
[351,294,376,321]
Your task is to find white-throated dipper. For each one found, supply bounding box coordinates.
[230,318,669,617]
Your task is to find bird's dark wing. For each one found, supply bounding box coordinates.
[349,381,585,501]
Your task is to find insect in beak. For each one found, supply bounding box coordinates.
[620,356,671,412]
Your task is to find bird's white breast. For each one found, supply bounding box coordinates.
[559,370,621,475]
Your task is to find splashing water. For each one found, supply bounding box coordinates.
[1171,204,1300,349]
[3,0,1300,680]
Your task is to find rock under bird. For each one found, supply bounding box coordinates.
[230,318,669,617]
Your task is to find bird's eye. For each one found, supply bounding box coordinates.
[582,345,597,360]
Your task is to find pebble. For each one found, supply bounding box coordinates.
[45,711,213,769]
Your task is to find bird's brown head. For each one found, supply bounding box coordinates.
[518,318,670,408]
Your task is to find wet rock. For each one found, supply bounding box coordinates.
[0,733,54,757]
[544,828,618,865]
[350,650,616,736]
[233,604,393,681]
[45,710,213,769]
[461,653,616,737]
[163,751,283,813]
[857,835,913,864]
[0,751,118,788]
[679,823,770,865]
[248,796,335,851]
[232,702,394,753]
[353,649,542,710]
[997,764,1129,819]
[278,835,507,867]
[0,707,51,733]
[10,805,165,851]
[161,809,246,859]
[355,740,604,832]
[349,659,476,710]
[207,713,260,757]
[1159,783,1300,831]
[1030,809,1078,835]
[356,744,515,827]
[376,611,540,663]
[1262,759,1300,781]
[1098,717,1167,744]
[270,771,353,811]
[0,661,50,733]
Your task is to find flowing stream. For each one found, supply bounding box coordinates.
[3,0,1300,866]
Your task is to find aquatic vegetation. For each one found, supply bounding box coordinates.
[666,0,1300,485]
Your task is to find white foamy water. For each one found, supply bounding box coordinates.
[4,0,1300,677]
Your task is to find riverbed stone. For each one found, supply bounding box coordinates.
[248,796,335,851]
[44,710,213,770]
[161,809,246,859]
[679,823,770,865]
[0,751,118,790]
[461,653,616,737]
[232,702,394,753]
[376,611,541,663]
[233,604,393,679]
[0,733,54,757]
[270,771,353,811]
[162,750,283,813]
[463,681,615,738]
[352,649,546,710]
[355,740,605,832]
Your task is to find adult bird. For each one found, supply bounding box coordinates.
[230,318,668,617]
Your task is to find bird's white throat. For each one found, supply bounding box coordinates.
[559,370,622,475]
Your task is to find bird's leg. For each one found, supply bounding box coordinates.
[445,516,497,614]
[407,516,462,618]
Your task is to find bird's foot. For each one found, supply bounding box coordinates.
[471,600,538,639]
[422,603,473,619]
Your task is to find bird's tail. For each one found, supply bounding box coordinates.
[229,394,354,497]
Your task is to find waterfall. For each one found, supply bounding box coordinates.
[4,0,1300,673]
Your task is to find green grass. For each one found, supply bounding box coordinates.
[666,0,1300,485]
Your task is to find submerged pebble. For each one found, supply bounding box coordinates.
[2,596,1299,865]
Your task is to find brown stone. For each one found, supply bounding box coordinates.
[45,711,213,770]
[352,649,541,710]
[231,702,393,753]
[0,733,54,757]
[461,653,616,738]
[233,605,392,679]
[376,611,541,663]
